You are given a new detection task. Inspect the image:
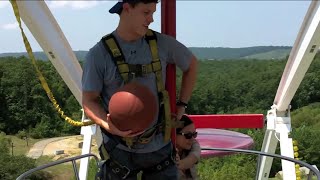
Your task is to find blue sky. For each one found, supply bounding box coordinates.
[0,1,312,53]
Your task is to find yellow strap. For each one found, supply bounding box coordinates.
[105,38,124,63]
[101,145,110,160]
[293,140,302,179]
[122,137,134,148]
[104,34,162,84]
[105,38,129,83]
[118,64,129,73]
[146,29,172,143]
[162,90,172,142]
[10,0,94,127]
[151,61,162,72]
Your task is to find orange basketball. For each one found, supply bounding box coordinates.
[109,82,158,133]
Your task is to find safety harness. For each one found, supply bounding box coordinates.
[102,29,172,147]
[96,30,175,179]
[97,142,175,179]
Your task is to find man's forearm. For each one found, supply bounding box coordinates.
[84,103,107,126]
[180,154,198,170]
[179,56,197,103]
[82,96,107,126]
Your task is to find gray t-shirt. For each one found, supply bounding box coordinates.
[82,30,193,153]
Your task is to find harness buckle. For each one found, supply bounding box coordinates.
[134,64,147,77]
[120,166,131,179]
[121,123,163,146]
[141,64,147,75]
[128,64,148,79]
[142,154,174,175]
[110,162,131,179]
[129,72,136,81]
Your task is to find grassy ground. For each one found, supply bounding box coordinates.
[7,135,99,179]
[35,155,75,180]
[7,135,43,155]
[35,155,99,180]
[9,135,317,180]
[25,154,320,180]
[6,135,80,179]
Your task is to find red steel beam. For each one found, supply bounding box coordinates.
[162,0,176,110]
[189,114,265,129]
[161,0,177,142]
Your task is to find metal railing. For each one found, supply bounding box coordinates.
[16,153,99,180]
[16,149,320,180]
[202,148,320,180]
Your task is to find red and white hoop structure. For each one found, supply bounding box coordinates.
[161,0,264,158]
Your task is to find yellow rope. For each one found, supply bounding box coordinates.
[10,0,94,127]
[293,140,302,180]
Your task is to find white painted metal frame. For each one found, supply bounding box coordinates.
[14,1,99,179]
[15,1,83,104]
[258,1,320,179]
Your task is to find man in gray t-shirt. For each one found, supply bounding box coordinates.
[82,0,197,179]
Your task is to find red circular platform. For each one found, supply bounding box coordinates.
[196,128,254,158]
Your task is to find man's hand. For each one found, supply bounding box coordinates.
[100,114,144,137]
[178,154,198,170]
[176,106,186,121]
[177,157,193,170]
[175,149,188,170]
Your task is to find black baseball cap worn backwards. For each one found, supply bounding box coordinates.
[109,0,158,14]
[109,0,130,14]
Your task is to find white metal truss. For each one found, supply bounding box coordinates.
[14,1,99,179]
[15,1,83,104]
[258,1,320,179]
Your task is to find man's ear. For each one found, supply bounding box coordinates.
[122,3,131,13]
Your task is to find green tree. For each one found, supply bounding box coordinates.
[0,132,11,154]
[0,66,8,131]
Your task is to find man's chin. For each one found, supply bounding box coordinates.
[136,31,146,38]
[140,27,148,35]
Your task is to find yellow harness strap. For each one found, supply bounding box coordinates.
[102,29,172,147]
[145,30,172,143]
[104,37,130,83]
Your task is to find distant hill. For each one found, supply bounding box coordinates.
[0,51,88,61]
[241,49,291,60]
[189,46,291,60]
[0,51,49,61]
[0,46,291,61]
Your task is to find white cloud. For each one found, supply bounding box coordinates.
[1,22,18,30]
[48,1,100,10]
[0,1,10,9]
